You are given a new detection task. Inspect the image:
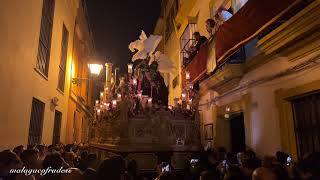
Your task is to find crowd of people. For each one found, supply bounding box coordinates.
[1,143,320,180]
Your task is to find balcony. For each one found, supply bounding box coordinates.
[181,42,209,88]
[181,0,312,90]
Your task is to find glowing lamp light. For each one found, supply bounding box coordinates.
[127,63,133,74]
[88,64,103,75]
[132,78,137,85]
[112,100,117,106]
[100,92,104,97]
[97,109,101,113]
[185,71,191,80]
[117,93,122,99]
[226,107,231,112]
[106,103,110,108]
[105,87,109,91]
[147,97,152,103]
[189,99,193,103]
[224,114,230,119]
[181,93,187,99]
[95,100,99,104]
[137,91,142,98]
[100,105,103,109]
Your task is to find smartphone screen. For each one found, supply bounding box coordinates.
[286,156,292,166]
[161,162,170,172]
[190,159,199,164]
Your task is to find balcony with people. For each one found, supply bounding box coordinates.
[181,0,315,91]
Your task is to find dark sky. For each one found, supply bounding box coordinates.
[86,0,162,74]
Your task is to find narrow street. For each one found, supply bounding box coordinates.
[1,0,320,179]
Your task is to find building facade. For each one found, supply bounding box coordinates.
[65,1,95,144]
[154,0,320,159]
[0,0,94,149]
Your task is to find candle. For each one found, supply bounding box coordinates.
[112,100,117,107]
[186,71,190,80]
[132,78,137,85]
[127,63,133,74]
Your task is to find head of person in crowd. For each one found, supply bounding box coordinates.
[293,152,320,180]
[96,155,125,180]
[158,171,176,180]
[200,170,219,180]
[252,167,277,180]
[245,150,257,159]
[276,151,289,167]
[0,150,22,178]
[64,151,76,167]
[262,156,277,168]
[61,167,83,180]
[208,151,219,166]
[218,146,227,161]
[237,152,245,165]
[43,152,69,169]
[13,145,24,157]
[83,154,98,180]
[272,163,290,180]
[36,144,47,160]
[224,165,246,180]
[20,149,39,168]
[85,153,97,169]
[240,158,261,179]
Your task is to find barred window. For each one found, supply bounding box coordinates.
[28,98,45,145]
[57,24,69,91]
[36,0,55,77]
[52,110,62,145]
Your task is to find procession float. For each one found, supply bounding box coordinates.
[89,31,201,171]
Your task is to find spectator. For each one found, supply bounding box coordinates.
[20,149,39,169]
[12,145,24,157]
[206,19,217,36]
[252,167,277,180]
[0,150,22,180]
[96,155,125,180]
[83,153,97,180]
[36,144,47,161]
[157,171,176,180]
[193,32,208,52]
[200,170,219,180]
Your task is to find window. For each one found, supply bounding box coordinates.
[36,0,55,77]
[165,0,179,42]
[52,110,62,145]
[28,98,45,145]
[57,24,69,91]
[180,23,197,66]
[291,92,320,158]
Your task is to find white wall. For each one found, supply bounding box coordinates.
[216,52,320,156]
[0,0,78,149]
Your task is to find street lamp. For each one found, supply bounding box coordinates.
[88,64,103,75]
[71,63,103,85]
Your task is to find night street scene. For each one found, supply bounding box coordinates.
[1,0,320,179]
